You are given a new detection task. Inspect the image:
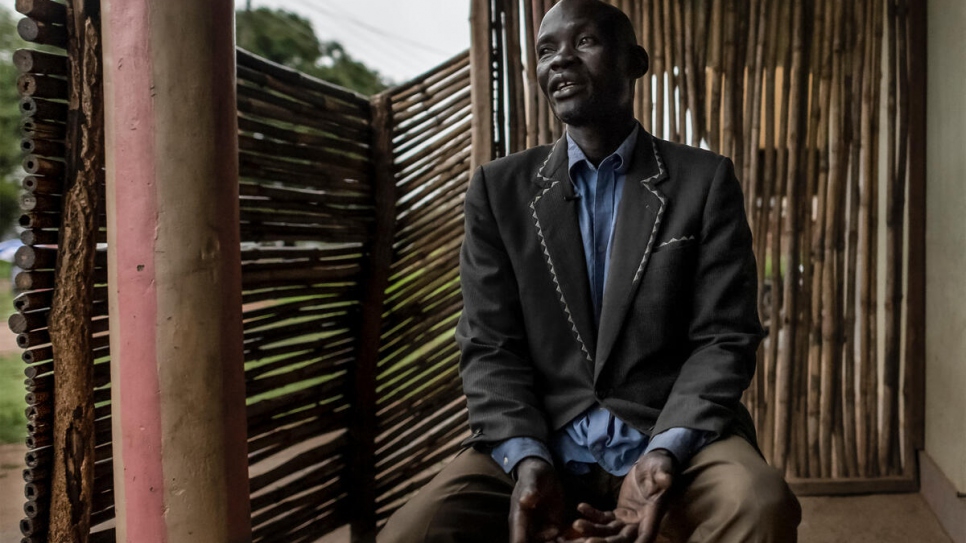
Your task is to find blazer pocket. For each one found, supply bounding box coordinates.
[647,240,697,271]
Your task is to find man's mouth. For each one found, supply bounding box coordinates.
[553,80,582,98]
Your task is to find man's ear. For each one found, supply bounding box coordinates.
[629,45,649,79]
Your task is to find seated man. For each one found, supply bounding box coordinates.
[380,0,801,541]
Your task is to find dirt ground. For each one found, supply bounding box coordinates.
[0,442,26,541]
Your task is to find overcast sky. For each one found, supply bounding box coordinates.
[242,0,473,84]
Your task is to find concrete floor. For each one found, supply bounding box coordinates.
[799,493,952,542]
[1,448,953,543]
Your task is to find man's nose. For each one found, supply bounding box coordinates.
[548,45,577,71]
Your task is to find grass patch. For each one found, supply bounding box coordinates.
[0,350,25,444]
[0,265,24,444]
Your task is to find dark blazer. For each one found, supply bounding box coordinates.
[456,130,763,452]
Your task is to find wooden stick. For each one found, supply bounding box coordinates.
[756,0,779,463]
[13,48,68,75]
[708,0,723,149]
[661,0,677,140]
[17,74,69,99]
[652,0,665,138]
[840,0,866,479]
[775,0,807,476]
[17,17,68,49]
[881,0,907,476]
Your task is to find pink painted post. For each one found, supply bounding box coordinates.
[101,1,249,542]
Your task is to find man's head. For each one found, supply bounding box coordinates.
[535,0,648,128]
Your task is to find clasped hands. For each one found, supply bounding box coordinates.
[510,450,677,543]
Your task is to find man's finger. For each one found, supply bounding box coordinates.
[576,503,617,524]
[571,518,623,537]
[631,495,669,543]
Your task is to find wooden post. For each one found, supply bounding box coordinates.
[102,0,250,541]
[349,93,396,542]
[47,1,101,540]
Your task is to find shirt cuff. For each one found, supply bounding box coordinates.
[490,437,553,475]
[644,427,712,466]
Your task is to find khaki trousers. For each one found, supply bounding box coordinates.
[379,435,801,543]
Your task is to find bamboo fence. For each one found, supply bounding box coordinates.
[477,0,924,492]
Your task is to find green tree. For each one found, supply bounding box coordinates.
[236,7,389,95]
[0,7,26,239]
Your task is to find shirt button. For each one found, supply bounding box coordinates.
[503,456,509,466]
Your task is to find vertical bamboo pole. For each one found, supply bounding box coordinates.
[672,0,688,144]
[742,0,761,190]
[523,0,540,148]
[683,0,698,146]
[758,0,780,464]
[744,2,769,434]
[856,0,878,478]
[721,0,736,163]
[902,0,926,480]
[708,0,723,150]
[867,0,884,476]
[504,0,526,154]
[841,0,866,479]
[48,1,101,540]
[881,0,907,476]
[470,0,494,169]
[652,0,666,139]
[775,0,808,476]
[746,0,767,241]
[641,0,653,132]
[806,0,835,478]
[661,0,677,141]
[819,0,847,478]
[730,0,755,174]
[694,0,712,140]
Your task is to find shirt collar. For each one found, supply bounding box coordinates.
[566,123,640,176]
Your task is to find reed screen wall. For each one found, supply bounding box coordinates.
[475,0,925,491]
[236,49,375,542]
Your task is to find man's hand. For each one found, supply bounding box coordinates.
[510,458,567,543]
[557,450,678,543]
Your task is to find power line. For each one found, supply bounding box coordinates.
[289,0,451,56]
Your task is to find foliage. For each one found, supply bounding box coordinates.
[0,7,24,240]
[236,7,389,95]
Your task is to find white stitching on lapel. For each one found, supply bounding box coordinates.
[632,135,668,284]
[659,235,696,248]
[531,145,594,364]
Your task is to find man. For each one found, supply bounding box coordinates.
[380,1,800,541]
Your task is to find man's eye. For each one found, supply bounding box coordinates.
[538,47,554,57]
[578,36,596,46]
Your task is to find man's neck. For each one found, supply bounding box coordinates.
[566,116,637,167]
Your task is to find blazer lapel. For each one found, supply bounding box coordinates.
[595,133,668,377]
[530,137,597,363]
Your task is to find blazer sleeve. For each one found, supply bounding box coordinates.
[456,166,551,447]
[652,157,764,440]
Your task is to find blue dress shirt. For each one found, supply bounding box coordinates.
[491,125,711,477]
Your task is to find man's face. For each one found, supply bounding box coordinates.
[535,1,634,127]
